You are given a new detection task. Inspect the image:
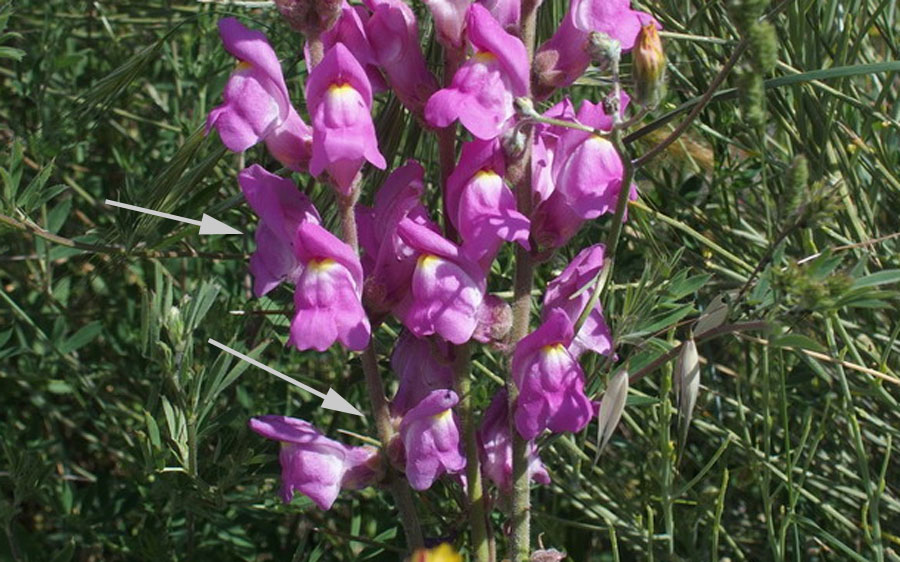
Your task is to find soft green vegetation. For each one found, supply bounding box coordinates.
[1,0,899,559]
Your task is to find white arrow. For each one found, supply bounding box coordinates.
[104,199,242,235]
[207,338,364,417]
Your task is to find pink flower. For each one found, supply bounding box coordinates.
[421,0,470,49]
[317,3,388,92]
[289,221,371,351]
[542,244,613,358]
[390,332,454,416]
[532,99,576,204]
[207,18,312,171]
[425,4,529,139]
[239,165,322,297]
[446,139,530,268]
[478,390,550,491]
[356,161,438,315]
[307,43,386,193]
[534,0,658,98]
[363,0,439,117]
[476,0,519,32]
[399,390,466,490]
[249,416,381,509]
[512,309,594,440]
[531,96,633,249]
[394,218,486,345]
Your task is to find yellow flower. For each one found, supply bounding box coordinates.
[411,543,463,562]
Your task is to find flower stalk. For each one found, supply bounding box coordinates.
[507,0,540,559]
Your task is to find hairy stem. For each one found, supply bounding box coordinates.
[506,0,539,559]
[307,32,424,548]
[454,343,491,561]
[338,184,423,550]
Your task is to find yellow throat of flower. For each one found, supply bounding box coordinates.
[411,543,463,562]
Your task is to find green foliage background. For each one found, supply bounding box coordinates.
[1,0,899,559]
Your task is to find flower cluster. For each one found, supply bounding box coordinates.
[207,0,656,521]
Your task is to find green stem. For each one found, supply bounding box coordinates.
[506,0,539,558]
[454,343,491,561]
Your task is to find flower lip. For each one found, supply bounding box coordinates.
[306,43,374,112]
[465,4,529,96]
[218,17,287,87]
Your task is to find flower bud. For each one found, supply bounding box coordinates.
[632,23,666,109]
[586,32,621,73]
[675,339,700,432]
[596,370,629,452]
[274,0,342,35]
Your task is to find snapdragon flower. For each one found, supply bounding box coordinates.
[357,161,438,316]
[239,165,321,297]
[477,0,519,32]
[364,0,439,117]
[316,2,388,91]
[445,139,530,268]
[394,218,486,345]
[512,309,594,440]
[307,42,386,193]
[542,244,613,358]
[206,18,312,171]
[425,4,529,139]
[532,95,634,248]
[478,390,550,492]
[421,0,470,49]
[389,331,454,417]
[289,221,371,351]
[399,390,467,490]
[249,415,381,510]
[534,0,658,98]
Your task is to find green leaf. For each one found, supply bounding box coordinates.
[771,334,827,353]
[667,273,712,300]
[60,321,103,354]
[852,269,900,289]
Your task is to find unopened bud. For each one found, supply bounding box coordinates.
[596,370,629,452]
[675,339,700,433]
[632,24,666,109]
[165,305,184,342]
[274,0,342,35]
[586,32,621,72]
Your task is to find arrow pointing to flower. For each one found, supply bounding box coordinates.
[207,338,364,417]
[104,199,242,235]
